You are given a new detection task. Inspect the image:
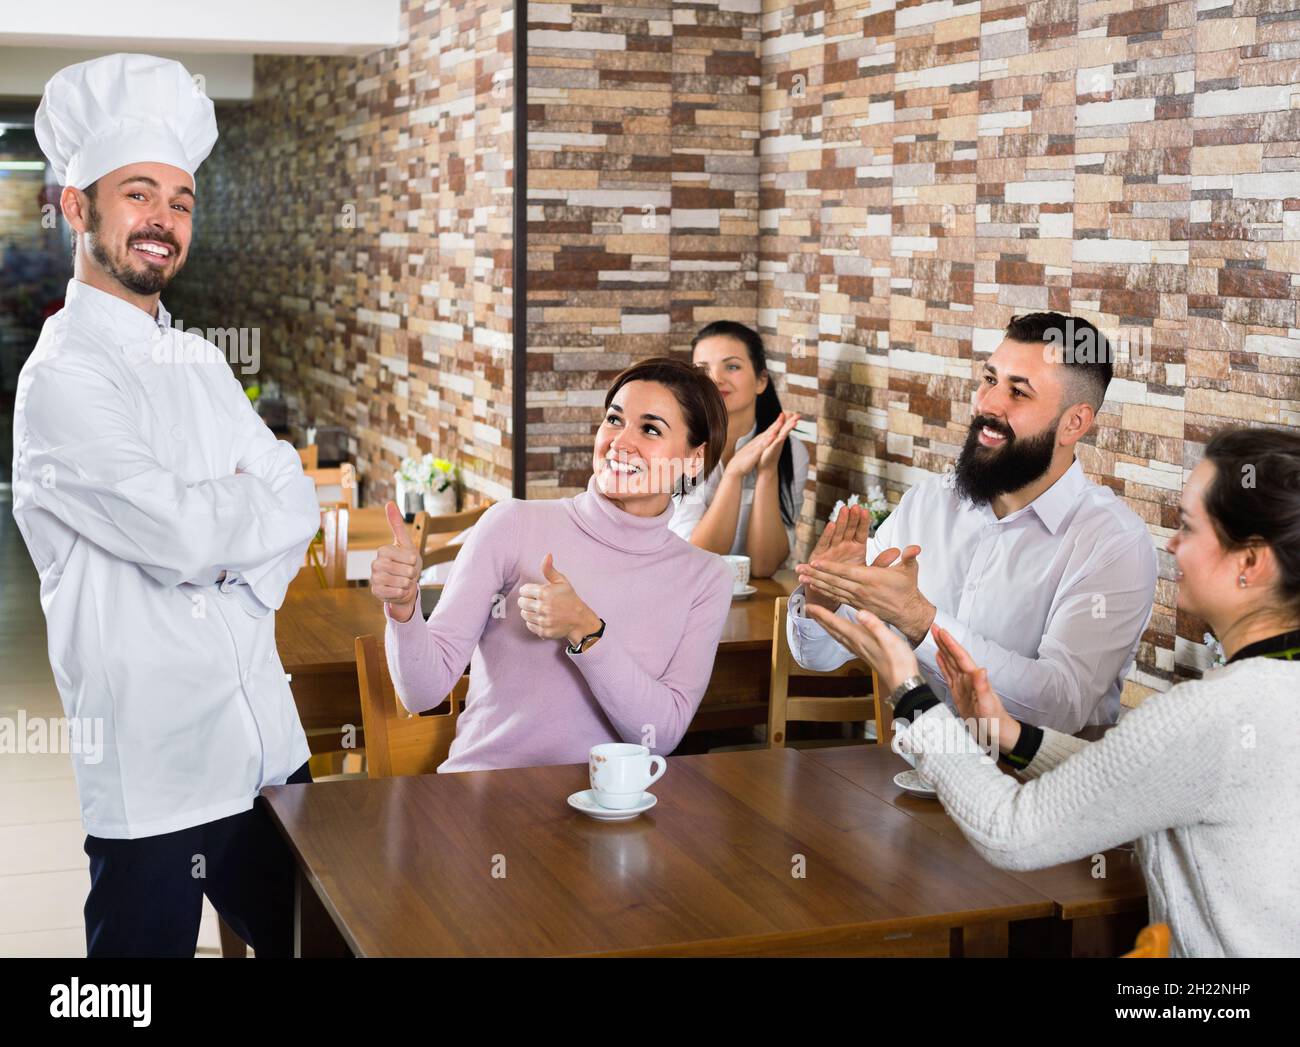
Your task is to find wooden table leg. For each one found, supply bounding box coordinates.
[1008,907,1148,958]
[294,867,351,958]
[1065,909,1150,958]
[957,920,1010,957]
[1009,915,1074,957]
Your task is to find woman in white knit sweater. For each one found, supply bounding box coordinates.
[808,426,1300,957]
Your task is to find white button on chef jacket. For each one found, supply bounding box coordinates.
[12,279,320,839]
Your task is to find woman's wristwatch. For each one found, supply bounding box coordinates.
[566,618,606,655]
[887,673,928,709]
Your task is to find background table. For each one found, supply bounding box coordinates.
[799,744,1149,957]
[263,747,1054,957]
[341,506,463,581]
[278,584,386,754]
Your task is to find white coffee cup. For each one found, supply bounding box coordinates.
[890,719,923,774]
[721,554,751,594]
[588,743,666,809]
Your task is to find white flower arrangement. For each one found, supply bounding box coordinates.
[1203,632,1227,668]
[829,483,892,532]
[395,454,457,494]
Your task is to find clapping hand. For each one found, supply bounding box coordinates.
[932,625,1019,753]
[756,412,801,474]
[804,604,921,697]
[724,411,800,479]
[797,543,934,646]
[800,505,878,610]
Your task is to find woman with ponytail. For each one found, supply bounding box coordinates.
[669,321,809,577]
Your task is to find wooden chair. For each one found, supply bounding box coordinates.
[294,505,349,592]
[306,463,357,509]
[1122,923,1170,958]
[318,506,349,588]
[356,634,468,778]
[296,444,318,471]
[767,597,889,749]
[410,501,493,570]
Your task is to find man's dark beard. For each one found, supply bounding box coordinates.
[84,196,183,296]
[953,414,1058,504]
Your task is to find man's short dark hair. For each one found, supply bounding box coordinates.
[1004,311,1112,411]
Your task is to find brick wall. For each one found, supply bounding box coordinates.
[166,0,516,505]
[525,0,763,496]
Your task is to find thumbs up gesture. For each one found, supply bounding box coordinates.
[518,553,602,646]
[370,501,421,622]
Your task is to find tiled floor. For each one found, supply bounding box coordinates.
[0,491,226,957]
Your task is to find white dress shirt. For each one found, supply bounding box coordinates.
[788,459,1158,732]
[12,279,319,839]
[669,424,810,568]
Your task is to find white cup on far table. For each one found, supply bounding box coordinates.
[721,554,751,594]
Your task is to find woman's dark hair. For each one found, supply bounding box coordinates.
[690,320,796,527]
[604,357,727,496]
[1201,426,1300,620]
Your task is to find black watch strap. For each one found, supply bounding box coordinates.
[1003,720,1044,769]
[566,618,606,654]
[893,683,940,725]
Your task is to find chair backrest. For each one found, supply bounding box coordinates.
[297,444,319,471]
[356,634,467,778]
[1122,923,1170,958]
[306,463,357,508]
[411,501,494,569]
[292,504,350,592]
[767,597,888,747]
[319,505,349,589]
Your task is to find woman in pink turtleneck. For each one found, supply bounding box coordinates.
[369,358,735,773]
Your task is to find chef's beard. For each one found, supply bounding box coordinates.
[953,414,1059,505]
[84,196,184,296]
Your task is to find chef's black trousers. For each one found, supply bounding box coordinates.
[82,761,312,958]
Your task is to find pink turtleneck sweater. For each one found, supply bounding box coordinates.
[383,475,735,773]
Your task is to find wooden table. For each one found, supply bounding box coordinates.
[263,747,1054,957]
[276,570,802,752]
[278,584,387,754]
[694,571,798,729]
[798,744,1149,956]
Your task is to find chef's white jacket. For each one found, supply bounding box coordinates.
[12,279,319,839]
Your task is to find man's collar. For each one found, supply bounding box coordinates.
[1019,458,1086,534]
[963,457,1087,534]
[65,278,171,344]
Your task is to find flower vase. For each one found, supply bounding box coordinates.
[423,486,456,515]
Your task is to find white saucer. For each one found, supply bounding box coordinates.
[567,789,658,821]
[731,585,757,600]
[893,769,938,798]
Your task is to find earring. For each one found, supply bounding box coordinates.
[1238,574,1248,588]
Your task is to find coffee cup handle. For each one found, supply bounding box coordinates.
[890,722,918,769]
[646,755,666,786]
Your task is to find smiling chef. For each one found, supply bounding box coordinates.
[12,53,321,957]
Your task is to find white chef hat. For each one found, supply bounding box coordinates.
[34,53,217,190]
